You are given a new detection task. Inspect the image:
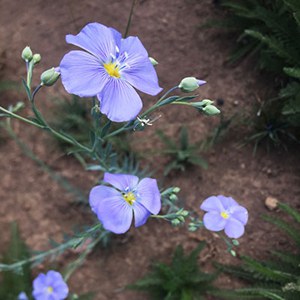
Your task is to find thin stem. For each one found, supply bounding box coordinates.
[124,0,138,38]
[31,84,43,101]
[156,86,178,104]
[0,106,46,129]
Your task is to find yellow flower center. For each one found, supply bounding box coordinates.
[103,62,121,78]
[221,211,229,219]
[47,286,53,293]
[123,192,136,205]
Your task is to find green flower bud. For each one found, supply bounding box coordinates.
[202,105,220,116]
[21,46,33,62]
[149,57,158,66]
[32,53,41,65]
[178,216,185,223]
[178,77,206,93]
[172,187,180,193]
[181,210,189,217]
[230,250,236,257]
[40,67,60,86]
[201,99,214,106]
[232,239,239,246]
[169,194,178,201]
[171,219,181,226]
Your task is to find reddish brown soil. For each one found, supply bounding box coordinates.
[0,0,300,299]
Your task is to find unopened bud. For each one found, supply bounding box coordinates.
[21,46,33,62]
[40,67,60,86]
[178,77,206,93]
[230,250,236,257]
[181,210,189,217]
[173,187,180,193]
[202,105,220,116]
[169,194,178,201]
[232,239,239,246]
[201,99,214,106]
[32,53,41,65]
[149,57,158,66]
[171,219,181,226]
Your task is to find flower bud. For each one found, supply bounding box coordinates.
[149,57,158,66]
[201,99,214,106]
[178,77,206,93]
[32,53,41,65]
[171,219,181,226]
[21,46,33,62]
[40,67,60,86]
[202,105,220,116]
[172,187,180,193]
[169,194,178,201]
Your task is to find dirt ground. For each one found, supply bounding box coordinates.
[0,0,300,299]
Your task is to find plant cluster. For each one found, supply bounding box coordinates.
[215,202,300,300]
[219,0,300,148]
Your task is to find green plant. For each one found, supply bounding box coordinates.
[218,0,300,146]
[214,202,300,299]
[157,127,208,176]
[0,223,32,299]
[128,242,218,300]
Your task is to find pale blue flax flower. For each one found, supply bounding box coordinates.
[89,173,161,234]
[32,270,68,300]
[200,195,248,238]
[60,23,162,122]
[18,292,28,300]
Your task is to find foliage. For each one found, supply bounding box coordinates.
[157,126,208,176]
[219,0,300,146]
[214,202,300,299]
[128,242,218,300]
[0,223,32,299]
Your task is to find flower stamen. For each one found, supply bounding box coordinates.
[103,62,121,78]
[221,211,229,219]
[47,286,53,293]
[123,192,136,205]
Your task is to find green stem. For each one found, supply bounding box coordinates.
[0,106,46,129]
[124,0,138,38]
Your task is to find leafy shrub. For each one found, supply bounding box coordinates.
[128,242,218,300]
[214,202,300,299]
[219,0,300,145]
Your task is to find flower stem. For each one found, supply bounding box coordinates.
[124,0,138,38]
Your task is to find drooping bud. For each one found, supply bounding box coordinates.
[40,67,60,86]
[178,77,206,93]
[172,187,180,193]
[202,105,220,116]
[32,53,41,65]
[21,46,33,62]
[149,57,158,66]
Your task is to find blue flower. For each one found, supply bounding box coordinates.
[32,270,69,300]
[200,195,248,239]
[60,23,162,122]
[17,292,28,300]
[89,173,161,234]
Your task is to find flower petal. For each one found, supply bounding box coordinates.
[224,218,245,238]
[136,178,161,214]
[89,185,133,234]
[98,78,142,122]
[203,211,227,231]
[133,202,151,227]
[200,196,225,213]
[120,37,162,95]
[231,206,248,225]
[66,23,117,61]
[103,173,139,191]
[218,195,239,210]
[60,50,108,97]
